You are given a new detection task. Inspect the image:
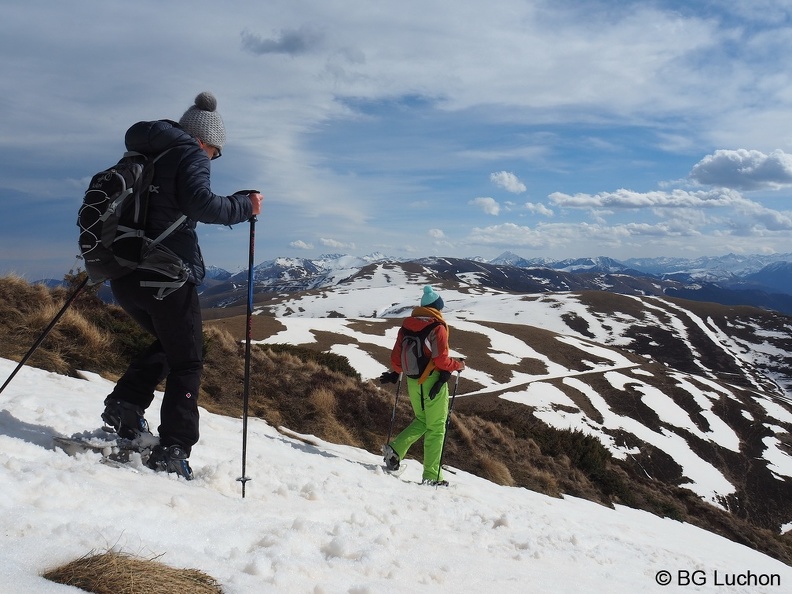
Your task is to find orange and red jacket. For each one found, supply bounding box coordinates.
[390,306,464,384]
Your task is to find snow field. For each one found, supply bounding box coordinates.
[1,358,792,592]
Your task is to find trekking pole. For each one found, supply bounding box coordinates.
[237,211,257,498]
[385,372,403,446]
[0,275,89,396]
[436,366,463,484]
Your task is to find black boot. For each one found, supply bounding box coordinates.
[146,444,193,480]
[101,397,151,441]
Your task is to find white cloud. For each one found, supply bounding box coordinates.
[468,222,549,248]
[490,171,527,194]
[548,188,747,209]
[525,202,553,217]
[732,202,792,231]
[690,149,792,190]
[320,238,356,250]
[470,197,501,215]
[290,240,313,250]
[467,219,711,252]
[428,228,446,239]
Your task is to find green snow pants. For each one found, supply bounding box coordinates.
[389,372,449,481]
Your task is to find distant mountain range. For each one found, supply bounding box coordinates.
[195,251,792,314]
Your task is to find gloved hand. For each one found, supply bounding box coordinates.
[428,370,452,400]
[379,371,399,384]
[233,190,263,217]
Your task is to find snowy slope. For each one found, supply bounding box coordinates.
[2,358,792,593]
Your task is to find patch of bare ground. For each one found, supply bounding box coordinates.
[487,319,627,370]
[575,290,651,318]
[203,313,287,341]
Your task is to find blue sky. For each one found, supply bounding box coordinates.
[3,0,792,280]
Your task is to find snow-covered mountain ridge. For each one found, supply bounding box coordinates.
[200,252,792,314]
[204,251,792,280]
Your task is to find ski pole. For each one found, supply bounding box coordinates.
[385,372,403,446]
[0,275,89,396]
[436,366,463,483]
[237,211,257,498]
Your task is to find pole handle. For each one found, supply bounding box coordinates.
[234,190,259,224]
[233,190,259,225]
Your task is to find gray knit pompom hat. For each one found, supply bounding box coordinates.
[179,92,226,155]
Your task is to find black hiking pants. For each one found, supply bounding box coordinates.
[109,272,202,454]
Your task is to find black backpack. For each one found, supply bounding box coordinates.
[400,321,441,381]
[77,150,188,299]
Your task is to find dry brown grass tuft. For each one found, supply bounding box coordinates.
[200,326,387,449]
[0,274,151,379]
[308,386,355,443]
[523,467,561,496]
[42,550,223,594]
[26,304,113,375]
[0,273,50,312]
[478,455,515,486]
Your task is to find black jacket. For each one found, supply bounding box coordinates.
[124,120,253,284]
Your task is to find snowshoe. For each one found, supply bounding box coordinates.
[53,433,149,465]
[421,478,449,487]
[382,444,400,472]
[146,444,193,480]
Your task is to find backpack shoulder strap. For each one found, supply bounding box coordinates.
[126,148,184,253]
[122,148,173,163]
[145,214,188,252]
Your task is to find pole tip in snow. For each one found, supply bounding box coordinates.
[237,475,252,497]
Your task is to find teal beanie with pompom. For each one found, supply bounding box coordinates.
[420,285,444,310]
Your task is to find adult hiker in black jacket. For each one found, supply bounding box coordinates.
[102,92,263,479]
